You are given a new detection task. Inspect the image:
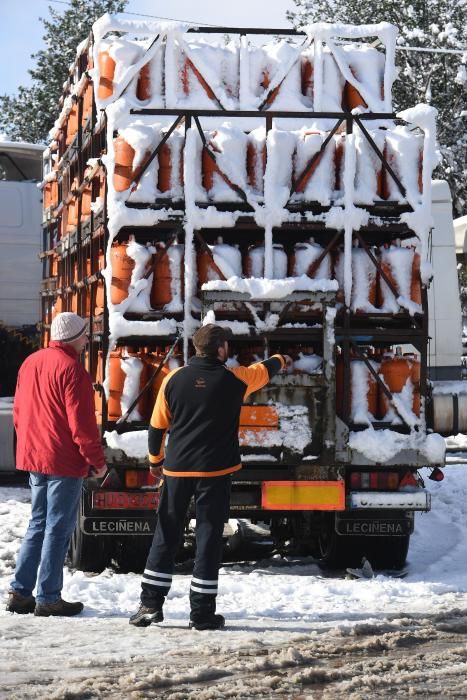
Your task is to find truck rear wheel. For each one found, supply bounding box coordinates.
[317,518,410,571]
[113,537,152,573]
[69,521,111,573]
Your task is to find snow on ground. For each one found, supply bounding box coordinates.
[2,467,467,697]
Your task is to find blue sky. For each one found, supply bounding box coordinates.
[0,0,296,96]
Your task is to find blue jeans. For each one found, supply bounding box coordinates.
[11,472,83,604]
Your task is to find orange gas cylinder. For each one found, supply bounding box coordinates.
[350,360,378,422]
[294,131,322,193]
[411,250,422,304]
[343,81,367,111]
[379,351,412,418]
[66,196,78,232]
[379,245,422,308]
[259,68,280,106]
[81,172,92,217]
[301,58,313,98]
[107,350,126,421]
[66,101,79,146]
[52,295,63,320]
[82,79,93,125]
[137,62,151,101]
[289,239,331,279]
[110,243,135,305]
[244,244,264,278]
[113,136,136,192]
[197,249,219,286]
[246,140,266,193]
[144,352,172,411]
[43,182,51,210]
[150,245,184,309]
[158,142,171,192]
[95,252,105,314]
[50,255,58,278]
[98,51,115,99]
[407,353,421,416]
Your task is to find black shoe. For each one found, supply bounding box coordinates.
[6,590,36,614]
[34,598,84,617]
[189,613,225,631]
[129,604,164,627]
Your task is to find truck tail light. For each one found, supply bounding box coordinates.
[399,471,419,488]
[349,471,400,490]
[124,470,153,488]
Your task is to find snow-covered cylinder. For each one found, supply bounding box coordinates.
[246,132,266,194]
[301,56,313,100]
[97,51,116,99]
[244,244,287,279]
[335,245,377,312]
[201,135,220,193]
[198,240,242,285]
[110,243,135,304]
[289,239,331,279]
[181,56,215,99]
[381,128,424,201]
[150,244,184,310]
[336,353,378,423]
[379,245,422,312]
[157,139,184,194]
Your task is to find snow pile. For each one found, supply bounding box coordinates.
[349,428,445,464]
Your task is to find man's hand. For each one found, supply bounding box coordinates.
[282,355,294,373]
[150,465,163,478]
[88,464,107,479]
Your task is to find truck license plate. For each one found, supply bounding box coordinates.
[92,491,159,510]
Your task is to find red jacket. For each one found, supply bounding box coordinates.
[14,341,105,478]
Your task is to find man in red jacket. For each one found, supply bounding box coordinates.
[6,312,106,617]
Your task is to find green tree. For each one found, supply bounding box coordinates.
[0,0,127,144]
[287,0,467,216]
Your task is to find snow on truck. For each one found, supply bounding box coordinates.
[37,14,460,573]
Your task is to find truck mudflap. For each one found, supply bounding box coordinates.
[336,510,414,536]
[349,490,431,511]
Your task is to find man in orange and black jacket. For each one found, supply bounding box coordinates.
[129,324,289,630]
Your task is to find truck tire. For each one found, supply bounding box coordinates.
[113,537,152,573]
[69,521,111,573]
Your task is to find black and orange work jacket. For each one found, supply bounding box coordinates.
[148,354,285,477]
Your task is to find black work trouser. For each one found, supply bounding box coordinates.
[140,474,231,617]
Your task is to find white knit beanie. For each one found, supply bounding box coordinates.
[51,312,87,342]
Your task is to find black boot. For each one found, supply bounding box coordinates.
[189,613,225,631]
[129,604,164,627]
[189,590,225,630]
